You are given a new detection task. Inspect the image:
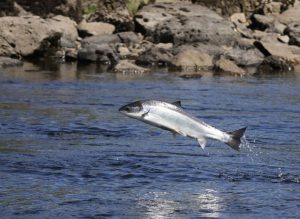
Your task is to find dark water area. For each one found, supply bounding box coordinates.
[0,62,300,218]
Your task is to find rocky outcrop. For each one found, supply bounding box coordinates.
[1,0,300,76]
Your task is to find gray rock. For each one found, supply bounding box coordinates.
[82,34,121,46]
[254,41,300,65]
[214,56,246,76]
[257,56,293,73]
[117,32,142,44]
[170,48,213,70]
[278,2,300,25]
[271,21,287,34]
[48,15,78,42]
[230,13,247,25]
[277,35,290,44]
[78,21,115,37]
[191,44,225,57]
[155,43,173,50]
[135,2,223,35]
[0,15,78,58]
[136,47,173,66]
[285,22,300,46]
[0,57,23,68]
[0,16,61,57]
[225,47,264,67]
[262,2,282,15]
[152,16,238,46]
[78,44,118,64]
[251,14,275,30]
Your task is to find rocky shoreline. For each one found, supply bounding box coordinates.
[1,0,300,76]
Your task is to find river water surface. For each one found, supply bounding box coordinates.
[0,63,300,218]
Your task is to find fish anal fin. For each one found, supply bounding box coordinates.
[177,130,187,137]
[197,137,207,149]
[171,101,182,108]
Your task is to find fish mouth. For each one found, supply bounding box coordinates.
[118,106,125,112]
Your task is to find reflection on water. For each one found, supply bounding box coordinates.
[139,192,178,219]
[0,61,300,218]
[195,189,222,218]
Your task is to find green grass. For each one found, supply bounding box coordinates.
[127,0,152,16]
[83,4,97,15]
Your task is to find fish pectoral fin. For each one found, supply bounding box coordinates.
[197,137,207,149]
[141,110,150,118]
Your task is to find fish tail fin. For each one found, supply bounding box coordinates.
[226,127,247,151]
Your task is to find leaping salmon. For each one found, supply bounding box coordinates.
[119,100,246,151]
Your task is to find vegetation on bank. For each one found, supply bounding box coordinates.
[126,0,153,15]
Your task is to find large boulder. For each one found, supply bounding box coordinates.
[154,16,238,46]
[135,2,222,34]
[0,16,61,57]
[0,15,78,58]
[136,3,238,46]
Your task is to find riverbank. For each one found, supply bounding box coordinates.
[1,0,300,76]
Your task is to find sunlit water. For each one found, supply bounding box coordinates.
[0,62,300,218]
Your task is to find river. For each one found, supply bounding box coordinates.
[0,62,299,218]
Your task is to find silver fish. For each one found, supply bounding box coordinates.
[119,100,246,151]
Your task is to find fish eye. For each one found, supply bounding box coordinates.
[124,107,131,112]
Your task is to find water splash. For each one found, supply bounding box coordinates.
[240,136,263,162]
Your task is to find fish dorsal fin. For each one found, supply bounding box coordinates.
[197,137,207,149]
[171,101,182,108]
